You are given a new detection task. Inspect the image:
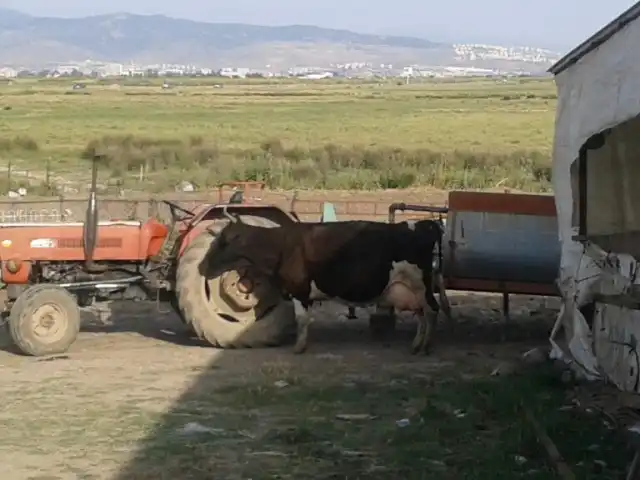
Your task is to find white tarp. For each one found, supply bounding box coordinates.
[551,14,640,391]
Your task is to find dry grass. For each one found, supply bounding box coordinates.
[0,77,556,193]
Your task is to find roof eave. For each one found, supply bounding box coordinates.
[548,1,640,75]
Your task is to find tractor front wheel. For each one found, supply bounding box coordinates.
[8,285,81,356]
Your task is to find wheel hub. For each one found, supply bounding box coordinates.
[31,303,67,344]
[206,259,283,326]
[236,274,254,294]
[219,268,261,310]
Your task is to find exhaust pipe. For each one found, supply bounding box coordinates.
[222,204,237,223]
[222,204,244,224]
[83,154,107,273]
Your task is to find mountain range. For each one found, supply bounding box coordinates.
[0,8,556,70]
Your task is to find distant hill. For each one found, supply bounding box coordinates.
[0,9,560,71]
[0,8,454,67]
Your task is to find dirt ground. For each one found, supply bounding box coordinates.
[3,291,627,480]
[0,186,630,479]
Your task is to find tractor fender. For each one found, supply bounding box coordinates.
[177,205,297,258]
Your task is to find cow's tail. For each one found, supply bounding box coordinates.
[436,224,443,273]
[433,221,452,320]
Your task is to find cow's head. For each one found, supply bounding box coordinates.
[215,204,247,248]
[390,219,443,264]
[205,206,284,278]
[413,219,444,241]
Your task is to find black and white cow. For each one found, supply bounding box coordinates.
[209,210,450,354]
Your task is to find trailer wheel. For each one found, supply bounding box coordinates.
[175,216,296,348]
[8,285,81,356]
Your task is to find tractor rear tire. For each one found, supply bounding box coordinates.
[175,217,296,348]
[8,285,81,356]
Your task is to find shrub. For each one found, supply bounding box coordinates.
[81,135,552,192]
[0,135,39,152]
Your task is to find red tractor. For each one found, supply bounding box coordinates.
[0,157,297,356]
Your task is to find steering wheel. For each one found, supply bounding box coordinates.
[161,200,196,223]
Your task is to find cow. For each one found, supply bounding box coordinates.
[206,208,450,354]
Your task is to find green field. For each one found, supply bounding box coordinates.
[0,77,557,193]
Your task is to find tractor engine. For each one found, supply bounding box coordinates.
[38,263,149,305]
[39,263,84,283]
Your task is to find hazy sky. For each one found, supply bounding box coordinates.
[1,0,637,51]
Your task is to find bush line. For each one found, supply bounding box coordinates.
[82,135,552,191]
[0,134,552,192]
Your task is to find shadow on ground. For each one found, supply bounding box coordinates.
[98,294,631,479]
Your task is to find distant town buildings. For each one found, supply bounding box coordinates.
[0,67,17,78]
[453,44,559,64]
[0,44,560,80]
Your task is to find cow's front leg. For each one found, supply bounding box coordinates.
[293,299,314,354]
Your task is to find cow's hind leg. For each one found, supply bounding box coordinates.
[434,271,452,323]
[413,292,440,355]
[411,309,427,353]
[417,309,438,354]
[293,299,314,354]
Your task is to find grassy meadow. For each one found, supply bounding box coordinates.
[0,76,557,194]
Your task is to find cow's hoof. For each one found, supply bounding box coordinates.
[418,346,432,356]
[293,343,308,354]
[411,339,432,355]
[411,347,430,356]
[411,332,424,353]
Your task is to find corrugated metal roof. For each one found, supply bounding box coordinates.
[549,1,640,75]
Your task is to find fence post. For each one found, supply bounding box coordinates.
[59,194,65,220]
[131,201,139,220]
[45,159,51,188]
[148,198,156,220]
[7,160,11,193]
